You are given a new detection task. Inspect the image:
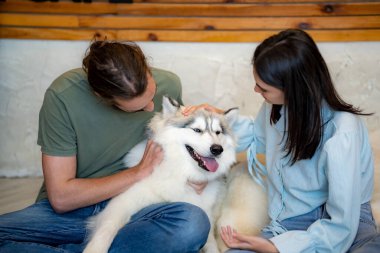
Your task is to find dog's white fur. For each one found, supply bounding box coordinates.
[215,158,268,252]
[83,97,239,253]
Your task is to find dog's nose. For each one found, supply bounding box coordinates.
[210,144,223,156]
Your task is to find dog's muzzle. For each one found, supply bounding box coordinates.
[185,145,220,172]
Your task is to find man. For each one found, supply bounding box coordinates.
[0,40,210,253]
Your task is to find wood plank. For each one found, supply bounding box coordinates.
[8,0,379,2]
[0,27,117,41]
[79,16,379,30]
[2,27,380,42]
[118,29,380,42]
[2,13,380,30]
[0,13,79,28]
[0,2,118,15]
[110,3,380,17]
[1,2,380,16]
[133,0,380,3]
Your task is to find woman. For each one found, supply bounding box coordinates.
[184,29,379,252]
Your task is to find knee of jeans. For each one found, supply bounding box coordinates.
[174,203,210,245]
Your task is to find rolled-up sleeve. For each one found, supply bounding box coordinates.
[232,115,255,152]
[232,103,267,153]
[37,89,77,156]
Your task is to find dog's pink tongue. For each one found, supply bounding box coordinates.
[201,156,219,172]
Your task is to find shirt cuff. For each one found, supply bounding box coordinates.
[270,230,313,253]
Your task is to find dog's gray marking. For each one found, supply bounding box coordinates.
[224,107,239,115]
[167,96,180,108]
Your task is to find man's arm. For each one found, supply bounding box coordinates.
[42,140,163,213]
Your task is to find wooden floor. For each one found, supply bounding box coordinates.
[0,177,43,215]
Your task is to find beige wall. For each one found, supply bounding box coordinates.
[0,39,379,184]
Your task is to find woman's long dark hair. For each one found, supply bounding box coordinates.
[82,40,150,102]
[252,29,372,164]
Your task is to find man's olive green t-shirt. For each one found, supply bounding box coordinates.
[36,68,183,202]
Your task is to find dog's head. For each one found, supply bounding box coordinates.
[149,96,238,182]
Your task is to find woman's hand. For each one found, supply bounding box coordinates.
[182,103,224,116]
[221,226,279,253]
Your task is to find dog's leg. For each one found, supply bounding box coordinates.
[200,212,220,253]
[83,185,158,253]
[203,232,220,253]
[83,204,126,253]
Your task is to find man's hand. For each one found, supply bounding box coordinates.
[187,180,208,194]
[221,225,279,253]
[135,140,164,180]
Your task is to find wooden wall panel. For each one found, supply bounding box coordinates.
[1,0,380,42]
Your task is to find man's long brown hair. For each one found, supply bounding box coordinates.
[82,40,150,102]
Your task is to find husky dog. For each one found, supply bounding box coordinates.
[83,96,238,253]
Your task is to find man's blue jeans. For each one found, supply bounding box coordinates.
[0,199,210,253]
[227,202,380,253]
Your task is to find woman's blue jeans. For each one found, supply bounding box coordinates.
[227,202,380,253]
[0,199,210,253]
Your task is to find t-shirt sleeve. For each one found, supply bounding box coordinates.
[152,68,183,106]
[167,71,183,105]
[37,89,77,156]
[173,75,183,106]
[233,102,266,153]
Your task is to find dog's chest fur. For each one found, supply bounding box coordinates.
[123,140,222,212]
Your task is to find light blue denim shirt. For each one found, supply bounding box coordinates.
[233,102,374,252]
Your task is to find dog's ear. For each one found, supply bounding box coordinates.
[224,107,239,125]
[162,96,180,116]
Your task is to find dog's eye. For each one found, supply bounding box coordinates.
[193,128,202,133]
[215,131,221,135]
